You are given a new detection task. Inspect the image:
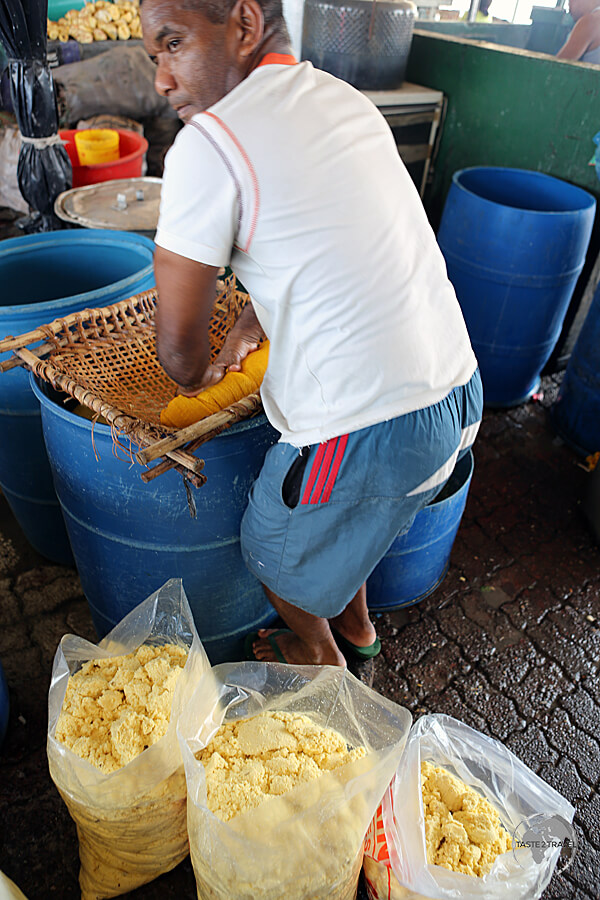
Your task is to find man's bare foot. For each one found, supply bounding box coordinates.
[328,583,378,649]
[251,629,346,666]
[328,614,377,648]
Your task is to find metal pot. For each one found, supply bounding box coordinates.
[301,0,418,90]
[54,176,161,239]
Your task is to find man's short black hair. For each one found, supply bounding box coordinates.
[182,0,286,29]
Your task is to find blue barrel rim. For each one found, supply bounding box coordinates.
[451,166,597,216]
[30,373,271,441]
[0,229,155,318]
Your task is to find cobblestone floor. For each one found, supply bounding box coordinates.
[0,376,598,899]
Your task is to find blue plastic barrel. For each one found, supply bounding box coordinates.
[551,281,600,456]
[0,230,155,565]
[31,377,279,664]
[438,168,596,407]
[0,659,8,748]
[367,450,474,610]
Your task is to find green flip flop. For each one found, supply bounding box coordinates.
[331,629,381,660]
[243,629,291,663]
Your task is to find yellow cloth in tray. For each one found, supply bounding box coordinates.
[161,342,269,429]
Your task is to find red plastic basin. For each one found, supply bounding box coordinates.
[61,128,149,188]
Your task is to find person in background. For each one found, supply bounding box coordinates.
[140,0,483,667]
[460,0,493,23]
[556,0,600,63]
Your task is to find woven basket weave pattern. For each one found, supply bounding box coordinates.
[38,275,246,428]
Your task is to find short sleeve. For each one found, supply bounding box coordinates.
[155,121,238,267]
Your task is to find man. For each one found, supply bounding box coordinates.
[557,0,600,63]
[141,0,483,667]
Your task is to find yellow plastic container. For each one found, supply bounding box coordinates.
[74,129,120,166]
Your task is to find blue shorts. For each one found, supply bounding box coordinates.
[240,369,483,618]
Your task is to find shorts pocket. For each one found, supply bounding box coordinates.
[281,447,310,509]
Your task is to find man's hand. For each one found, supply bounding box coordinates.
[175,300,265,396]
[174,342,255,396]
[211,333,260,374]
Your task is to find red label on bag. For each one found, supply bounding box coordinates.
[364,798,391,862]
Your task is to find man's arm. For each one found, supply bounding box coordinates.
[154,245,218,394]
[154,246,266,395]
[556,18,593,59]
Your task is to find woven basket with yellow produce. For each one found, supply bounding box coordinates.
[0,274,267,488]
[47,0,142,44]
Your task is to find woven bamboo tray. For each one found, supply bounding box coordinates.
[0,275,263,487]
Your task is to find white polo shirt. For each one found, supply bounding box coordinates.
[155,56,477,447]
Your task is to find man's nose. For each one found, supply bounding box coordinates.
[154,61,176,97]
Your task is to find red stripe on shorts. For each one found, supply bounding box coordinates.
[310,437,339,504]
[320,433,348,503]
[301,441,327,504]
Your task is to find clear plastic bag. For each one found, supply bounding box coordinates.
[47,579,210,900]
[0,125,28,213]
[0,870,29,900]
[364,714,575,900]
[178,661,413,900]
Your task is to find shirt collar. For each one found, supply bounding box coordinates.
[257,53,297,68]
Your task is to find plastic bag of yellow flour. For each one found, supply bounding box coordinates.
[47,579,210,900]
[363,714,575,900]
[177,662,412,900]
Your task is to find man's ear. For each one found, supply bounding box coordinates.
[229,0,265,59]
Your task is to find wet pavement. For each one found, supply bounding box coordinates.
[0,374,599,899]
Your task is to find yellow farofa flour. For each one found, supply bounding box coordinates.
[52,644,190,899]
[192,711,368,900]
[363,762,515,900]
[362,856,426,900]
[421,761,513,876]
[58,767,188,900]
[55,643,187,773]
[196,710,366,821]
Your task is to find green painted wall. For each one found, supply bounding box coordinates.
[407,32,600,226]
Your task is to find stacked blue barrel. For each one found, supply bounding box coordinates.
[0,230,155,564]
[551,280,600,457]
[32,379,279,663]
[437,167,596,407]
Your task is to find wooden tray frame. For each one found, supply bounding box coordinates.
[0,282,263,488]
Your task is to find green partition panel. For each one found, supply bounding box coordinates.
[414,21,533,49]
[407,32,600,226]
[415,14,572,54]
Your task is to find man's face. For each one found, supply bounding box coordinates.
[142,0,239,121]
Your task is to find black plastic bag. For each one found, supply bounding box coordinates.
[0,0,71,231]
